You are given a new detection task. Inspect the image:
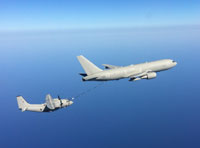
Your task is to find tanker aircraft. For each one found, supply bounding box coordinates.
[77,55,177,81]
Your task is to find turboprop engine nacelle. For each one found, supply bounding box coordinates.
[141,72,157,79]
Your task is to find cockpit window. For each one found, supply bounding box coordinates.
[172,60,176,63]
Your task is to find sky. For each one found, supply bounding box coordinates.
[0,0,200,30]
[0,1,200,148]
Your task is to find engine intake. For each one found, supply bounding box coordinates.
[141,72,157,79]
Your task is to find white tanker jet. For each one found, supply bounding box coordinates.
[17,94,73,112]
[77,55,177,81]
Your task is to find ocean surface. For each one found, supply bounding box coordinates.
[0,27,200,148]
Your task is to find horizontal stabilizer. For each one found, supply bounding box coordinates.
[102,64,121,69]
[79,73,87,76]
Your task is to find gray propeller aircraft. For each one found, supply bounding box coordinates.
[17,94,73,112]
[77,55,177,81]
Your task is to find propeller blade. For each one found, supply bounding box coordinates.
[58,95,63,106]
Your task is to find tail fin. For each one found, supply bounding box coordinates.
[45,94,55,110]
[16,96,29,112]
[77,55,102,75]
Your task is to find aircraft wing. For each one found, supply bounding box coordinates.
[102,64,121,69]
[45,94,55,110]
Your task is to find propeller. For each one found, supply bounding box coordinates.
[58,95,63,107]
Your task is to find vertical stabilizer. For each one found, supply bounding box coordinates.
[45,94,55,110]
[77,55,102,75]
[16,96,29,112]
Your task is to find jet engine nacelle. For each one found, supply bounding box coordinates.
[141,72,157,79]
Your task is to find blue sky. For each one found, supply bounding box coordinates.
[0,0,200,30]
[1,28,200,147]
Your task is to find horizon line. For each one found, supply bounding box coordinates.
[0,24,200,33]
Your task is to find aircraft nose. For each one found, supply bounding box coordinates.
[172,60,177,66]
[69,101,73,105]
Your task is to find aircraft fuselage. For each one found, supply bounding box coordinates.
[82,59,177,81]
